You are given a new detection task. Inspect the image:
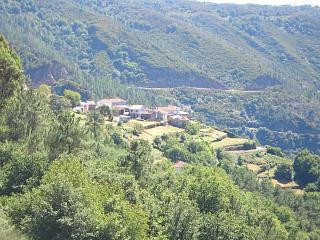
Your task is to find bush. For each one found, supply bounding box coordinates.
[165,146,190,162]
[111,132,124,145]
[275,163,293,182]
[242,141,256,150]
[153,136,162,148]
[132,124,144,136]
[267,146,284,157]
[184,122,200,135]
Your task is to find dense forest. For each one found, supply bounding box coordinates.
[0,0,320,152]
[1,34,320,239]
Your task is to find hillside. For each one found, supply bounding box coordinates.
[1,35,320,239]
[2,0,320,88]
[0,0,320,152]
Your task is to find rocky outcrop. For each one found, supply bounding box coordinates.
[27,60,70,87]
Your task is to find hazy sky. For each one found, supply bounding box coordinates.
[199,0,320,6]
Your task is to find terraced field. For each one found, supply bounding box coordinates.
[211,137,253,150]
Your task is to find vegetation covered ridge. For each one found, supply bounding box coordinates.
[1,35,320,240]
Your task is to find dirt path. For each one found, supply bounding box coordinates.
[138,86,264,94]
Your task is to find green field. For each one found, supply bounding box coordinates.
[211,137,251,150]
[124,119,159,129]
[144,125,183,138]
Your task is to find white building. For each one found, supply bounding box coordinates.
[129,105,145,118]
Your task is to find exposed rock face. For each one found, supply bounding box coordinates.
[27,60,70,87]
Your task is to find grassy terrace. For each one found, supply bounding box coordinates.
[211,137,252,150]
[199,128,227,141]
[124,119,160,129]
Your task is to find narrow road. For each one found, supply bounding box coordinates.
[137,86,264,94]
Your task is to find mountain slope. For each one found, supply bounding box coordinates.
[0,0,320,152]
[1,0,320,89]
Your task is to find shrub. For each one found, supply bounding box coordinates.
[184,122,200,135]
[275,163,293,182]
[267,146,284,157]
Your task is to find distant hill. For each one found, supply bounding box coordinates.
[0,0,319,152]
[1,0,320,89]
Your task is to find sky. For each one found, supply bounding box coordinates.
[198,0,320,6]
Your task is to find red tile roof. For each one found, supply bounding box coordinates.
[156,105,180,114]
[98,98,126,105]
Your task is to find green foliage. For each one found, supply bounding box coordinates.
[199,212,255,240]
[0,35,24,110]
[121,140,153,180]
[63,89,81,107]
[153,136,162,148]
[99,105,112,120]
[0,143,48,194]
[48,111,84,158]
[275,163,293,182]
[1,1,320,153]
[49,94,72,113]
[0,90,53,152]
[293,150,320,190]
[0,206,27,240]
[242,141,257,150]
[162,135,217,166]
[184,122,200,135]
[85,111,104,140]
[267,146,285,157]
[0,34,319,240]
[187,166,238,213]
[8,155,148,240]
[110,132,126,146]
[132,123,144,136]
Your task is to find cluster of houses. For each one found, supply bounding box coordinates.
[73,98,190,126]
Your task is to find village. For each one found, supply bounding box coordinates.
[73,97,191,127]
[72,97,300,191]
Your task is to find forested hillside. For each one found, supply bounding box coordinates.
[0,0,320,152]
[1,34,320,240]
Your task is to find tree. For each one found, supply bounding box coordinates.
[187,166,237,213]
[293,150,320,188]
[184,122,199,135]
[121,140,153,180]
[86,111,104,140]
[0,90,53,152]
[63,89,81,107]
[165,194,200,240]
[0,206,27,240]
[38,84,51,98]
[48,111,84,158]
[8,156,148,240]
[0,35,25,110]
[275,163,293,182]
[98,105,112,120]
[199,212,255,240]
[165,146,189,162]
[187,141,206,154]
[267,146,285,157]
[49,94,72,113]
[0,143,48,194]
